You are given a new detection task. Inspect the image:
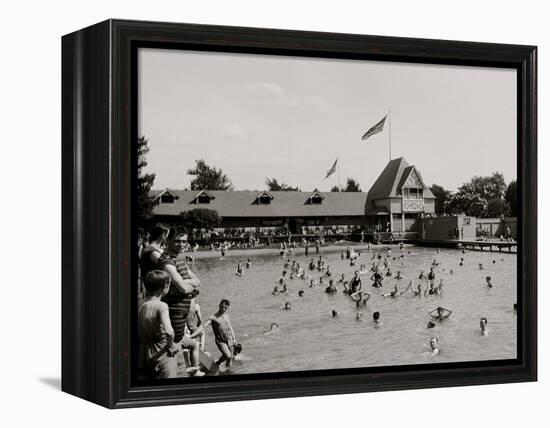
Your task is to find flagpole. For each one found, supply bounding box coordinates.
[337,159,341,191]
[388,109,392,161]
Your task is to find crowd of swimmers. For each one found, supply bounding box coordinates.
[256,242,513,358]
[138,224,514,378]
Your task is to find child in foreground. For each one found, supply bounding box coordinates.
[137,270,180,379]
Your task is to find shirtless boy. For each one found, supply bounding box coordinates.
[194,299,236,368]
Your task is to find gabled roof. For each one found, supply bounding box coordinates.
[152,190,369,218]
[152,189,179,201]
[367,157,435,200]
[256,191,274,200]
[306,191,325,203]
[367,157,411,199]
[190,190,215,203]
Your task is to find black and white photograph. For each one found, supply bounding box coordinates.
[136,47,519,380]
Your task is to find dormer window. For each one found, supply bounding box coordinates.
[307,191,324,205]
[160,193,175,204]
[255,191,273,205]
[311,195,323,204]
[157,190,179,204]
[193,190,215,204]
[259,195,271,204]
[197,194,211,204]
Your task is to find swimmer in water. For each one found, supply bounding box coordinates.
[283,301,292,310]
[355,312,364,321]
[382,283,410,298]
[309,279,317,288]
[298,290,304,298]
[429,306,452,322]
[479,263,484,270]
[331,310,338,318]
[429,337,440,356]
[410,282,423,297]
[418,271,427,280]
[264,322,279,335]
[480,317,489,336]
[371,269,384,288]
[427,321,435,329]
[281,284,288,294]
[337,273,345,283]
[372,311,381,325]
[246,258,251,269]
[436,279,444,295]
[427,267,436,283]
[485,276,493,288]
[395,271,403,279]
[459,258,464,266]
[272,286,280,295]
[325,279,337,294]
[385,267,392,277]
[193,299,236,368]
[351,291,372,308]
[235,263,243,276]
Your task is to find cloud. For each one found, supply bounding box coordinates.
[223,124,247,137]
[245,82,285,97]
[245,81,331,112]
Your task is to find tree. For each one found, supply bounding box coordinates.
[187,159,233,190]
[505,180,517,217]
[137,136,156,225]
[343,178,361,192]
[180,208,221,231]
[331,178,361,192]
[459,172,507,201]
[444,192,487,217]
[445,172,510,218]
[265,178,300,191]
[486,198,511,218]
[430,184,452,215]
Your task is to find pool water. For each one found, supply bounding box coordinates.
[192,245,517,375]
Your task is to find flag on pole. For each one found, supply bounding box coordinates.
[362,115,387,141]
[324,158,338,179]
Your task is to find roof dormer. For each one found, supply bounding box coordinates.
[155,189,179,205]
[191,190,215,204]
[254,191,274,205]
[306,191,324,205]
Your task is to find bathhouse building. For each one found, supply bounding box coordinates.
[151,157,435,233]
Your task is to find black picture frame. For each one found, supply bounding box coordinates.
[62,19,537,408]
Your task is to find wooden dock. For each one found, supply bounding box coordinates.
[409,238,517,253]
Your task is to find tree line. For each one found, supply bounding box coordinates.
[430,173,517,218]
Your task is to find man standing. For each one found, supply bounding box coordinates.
[158,229,205,376]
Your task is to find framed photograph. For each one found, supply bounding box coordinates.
[62,19,537,408]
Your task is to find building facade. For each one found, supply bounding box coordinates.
[151,157,435,234]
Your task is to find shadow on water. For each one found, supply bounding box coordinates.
[38,377,61,390]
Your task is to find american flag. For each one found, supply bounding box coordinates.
[362,115,387,141]
[324,158,338,179]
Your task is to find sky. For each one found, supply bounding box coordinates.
[138,48,517,193]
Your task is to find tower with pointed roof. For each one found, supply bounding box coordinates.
[365,157,436,232]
